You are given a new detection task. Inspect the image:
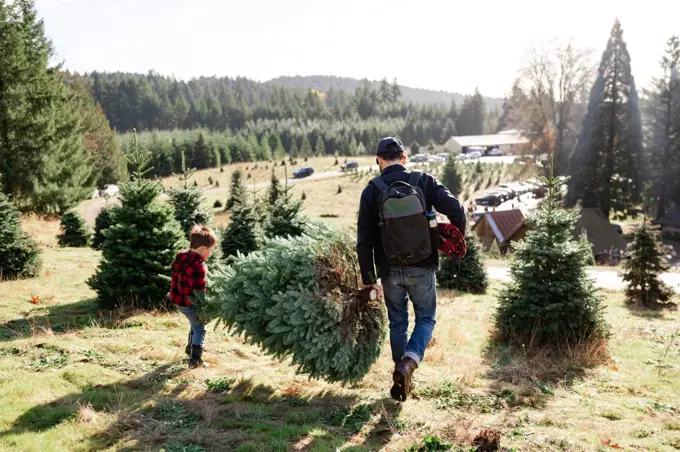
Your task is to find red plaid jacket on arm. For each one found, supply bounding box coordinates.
[169,250,207,307]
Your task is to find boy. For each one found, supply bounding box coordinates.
[170,224,217,368]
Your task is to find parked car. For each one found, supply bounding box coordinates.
[293,167,314,178]
[100,184,119,197]
[456,153,470,161]
[340,161,359,172]
[428,156,446,164]
[497,184,516,199]
[411,154,429,162]
[468,150,483,159]
[488,148,504,156]
[436,153,450,161]
[91,189,100,199]
[475,194,502,207]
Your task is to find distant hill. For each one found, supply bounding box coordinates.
[265,75,504,110]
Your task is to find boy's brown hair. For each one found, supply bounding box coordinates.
[190,224,217,249]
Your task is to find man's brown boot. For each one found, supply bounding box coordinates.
[188,344,204,369]
[391,357,418,402]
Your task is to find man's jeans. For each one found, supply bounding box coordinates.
[382,267,437,365]
[177,305,206,348]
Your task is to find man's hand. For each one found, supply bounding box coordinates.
[365,283,383,300]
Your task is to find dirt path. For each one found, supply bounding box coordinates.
[487,264,680,293]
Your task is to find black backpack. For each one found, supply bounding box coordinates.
[370,172,432,267]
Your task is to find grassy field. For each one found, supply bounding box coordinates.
[1,219,679,451]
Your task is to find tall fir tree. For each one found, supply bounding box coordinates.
[568,19,645,217]
[621,221,674,308]
[57,211,91,247]
[220,191,261,261]
[167,150,211,238]
[268,170,282,206]
[442,158,462,197]
[265,170,306,239]
[87,130,185,309]
[314,135,326,156]
[455,88,486,136]
[289,137,299,158]
[260,133,273,161]
[495,159,610,350]
[437,234,488,294]
[272,134,286,160]
[0,192,41,279]
[91,205,116,251]
[226,169,246,210]
[0,0,93,214]
[300,134,313,158]
[642,36,680,220]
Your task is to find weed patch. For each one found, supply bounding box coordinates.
[206,376,237,393]
[419,381,502,413]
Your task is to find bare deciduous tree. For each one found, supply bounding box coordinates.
[519,39,594,175]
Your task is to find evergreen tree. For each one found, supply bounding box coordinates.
[300,134,313,157]
[265,172,306,239]
[203,224,386,383]
[289,137,299,158]
[268,170,282,205]
[314,135,326,155]
[226,169,246,210]
[167,151,211,237]
[495,160,610,350]
[622,221,674,308]
[192,132,212,169]
[568,20,645,217]
[455,88,486,136]
[57,211,91,247]
[437,234,488,294]
[0,0,93,214]
[248,133,267,161]
[87,131,185,309]
[0,192,41,279]
[272,134,286,160]
[442,158,462,197]
[643,36,680,219]
[91,206,116,251]
[220,192,261,261]
[259,133,273,161]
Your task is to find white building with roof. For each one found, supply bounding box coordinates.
[445,130,529,155]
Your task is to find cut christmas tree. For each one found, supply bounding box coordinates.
[622,221,674,308]
[202,224,386,383]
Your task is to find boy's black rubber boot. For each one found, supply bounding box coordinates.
[185,331,193,356]
[188,344,204,369]
[390,357,418,402]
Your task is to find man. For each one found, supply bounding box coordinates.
[357,137,466,402]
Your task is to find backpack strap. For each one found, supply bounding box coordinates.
[369,176,390,193]
[408,171,422,187]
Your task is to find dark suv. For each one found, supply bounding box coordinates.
[293,167,315,178]
[340,161,359,172]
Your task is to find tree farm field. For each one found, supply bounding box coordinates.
[0,213,678,451]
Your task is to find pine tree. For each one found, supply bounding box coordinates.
[622,221,674,308]
[202,224,386,383]
[315,135,326,156]
[57,211,91,247]
[289,137,299,158]
[0,192,41,279]
[437,234,488,294]
[167,151,211,237]
[87,130,185,309]
[268,170,282,205]
[568,19,645,217]
[272,134,286,160]
[265,170,306,239]
[260,133,273,161]
[494,159,610,350]
[91,206,116,251]
[0,0,93,214]
[300,135,313,158]
[643,36,680,219]
[442,159,462,197]
[220,192,261,261]
[226,169,246,210]
[455,88,486,136]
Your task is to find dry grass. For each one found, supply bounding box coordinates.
[1,213,679,451]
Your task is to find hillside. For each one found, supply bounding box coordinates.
[265,75,504,109]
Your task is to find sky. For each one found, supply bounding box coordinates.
[35,0,680,98]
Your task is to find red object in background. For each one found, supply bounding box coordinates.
[437,223,467,260]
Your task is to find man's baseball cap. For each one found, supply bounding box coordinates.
[376,137,405,156]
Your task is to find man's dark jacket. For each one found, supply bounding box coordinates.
[356,164,467,285]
